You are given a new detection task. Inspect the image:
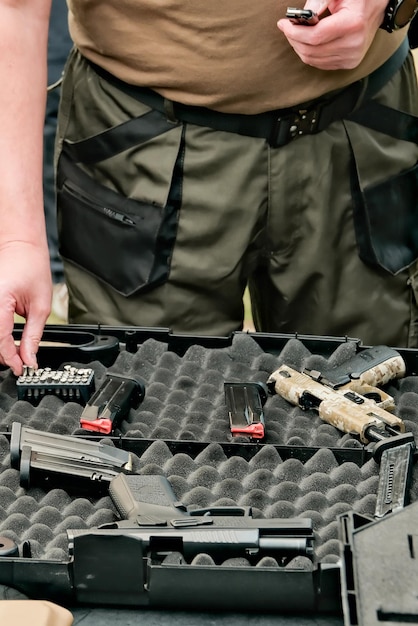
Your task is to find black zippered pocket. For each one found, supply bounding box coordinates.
[57,150,174,296]
[351,158,418,275]
[62,180,137,226]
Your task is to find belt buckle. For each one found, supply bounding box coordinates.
[271,106,321,147]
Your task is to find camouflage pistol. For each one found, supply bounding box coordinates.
[268,345,416,517]
[267,345,406,444]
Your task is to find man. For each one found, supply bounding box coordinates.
[0,0,417,375]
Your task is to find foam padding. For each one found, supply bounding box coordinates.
[0,334,417,570]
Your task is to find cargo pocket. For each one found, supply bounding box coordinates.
[56,120,185,297]
[345,96,418,276]
[350,157,418,275]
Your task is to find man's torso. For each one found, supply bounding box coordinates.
[67,0,405,113]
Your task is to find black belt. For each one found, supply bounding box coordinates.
[87,38,409,148]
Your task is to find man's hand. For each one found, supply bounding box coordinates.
[278,0,389,70]
[0,242,52,376]
[0,1,53,376]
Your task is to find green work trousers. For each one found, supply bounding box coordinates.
[56,48,418,347]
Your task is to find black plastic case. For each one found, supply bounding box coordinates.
[0,325,417,620]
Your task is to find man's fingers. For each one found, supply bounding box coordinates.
[0,298,23,374]
[19,298,49,368]
[0,334,23,375]
[304,0,329,15]
[18,315,48,372]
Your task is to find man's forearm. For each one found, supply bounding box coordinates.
[0,0,52,244]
